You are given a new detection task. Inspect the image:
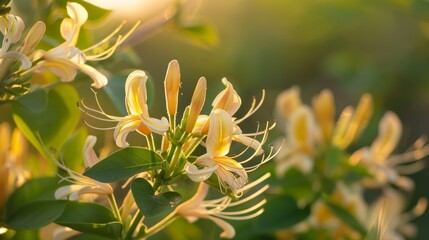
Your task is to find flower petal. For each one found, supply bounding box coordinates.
[139,115,169,135]
[212,78,241,116]
[164,59,181,116]
[83,135,99,168]
[371,111,402,159]
[206,109,233,158]
[125,70,149,115]
[185,162,218,182]
[113,116,141,148]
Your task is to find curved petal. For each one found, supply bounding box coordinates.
[36,59,77,82]
[288,106,318,152]
[206,109,233,158]
[312,89,335,141]
[1,51,31,70]
[212,78,241,116]
[276,85,302,121]
[214,156,248,193]
[185,162,218,182]
[125,70,149,115]
[139,115,169,135]
[177,183,210,214]
[74,62,108,88]
[21,21,46,56]
[60,18,75,42]
[113,116,141,148]
[192,115,209,136]
[371,111,402,159]
[208,216,236,239]
[67,2,88,27]
[55,185,85,200]
[83,135,99,168]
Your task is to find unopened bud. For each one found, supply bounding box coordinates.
[21,21,46,56]
[186,77,206,133]
[164,60,180,116]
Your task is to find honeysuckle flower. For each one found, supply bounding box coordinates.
[0,14,31,70]
[186,109,276,194]
[146,173,270,239]
[20,21,46,56]
[274,87,373,176]
[80,70,169,148]
[350,111,429,190]
[33,2,138,88]
[368,188,427,240]
[54,136,113,200]
[0,122,30,209]
[192,78,269,155]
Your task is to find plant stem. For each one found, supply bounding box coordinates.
[165,144,183,178]
[125,211,144,240]
[184,136,203,157]
[108,194,121,221]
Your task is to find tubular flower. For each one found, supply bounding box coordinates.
[0,123,30,209]
[274,87,373,176]
[33,2,139,88]
[186,109,276,194]
[186,76,207,133]
[79,70,169,148]
[54,136,113,200]
[192,78,270,155]
[146,173,270,239]
[350,112,429,190]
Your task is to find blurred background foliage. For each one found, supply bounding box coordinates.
[2,0,429,239]
[129,0,429,239]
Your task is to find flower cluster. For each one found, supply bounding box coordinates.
[274,86,428,239]
[68,59,276,238]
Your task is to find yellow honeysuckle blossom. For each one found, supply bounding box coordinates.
[33,2,138,88]
[54,136,113,200]
[192,78,270,155]
[186,109,275,194]
[368,188,427,240]
[145,173,270,239]
[79,70,169,148]
[0,123,30,209]
[274,86,373,176]
[350,111,429,190]
[164,59,181,117]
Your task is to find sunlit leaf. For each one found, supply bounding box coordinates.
[61,127,88,172]
[324,198,367,235]
[176,23,218,47]
[84,147,166,182]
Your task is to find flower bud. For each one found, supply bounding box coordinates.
[21,21,46,56]
[164,60,180,116]
[186,77,206,133]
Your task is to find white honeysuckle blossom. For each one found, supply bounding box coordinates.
[146,173,270,239]
[192,78,270,156]
[186,109,276,194]
[54,136,113,200]
[79,70,169,148]
[350,111,429,190]
[0,14,31,71]
[33,2,138,88]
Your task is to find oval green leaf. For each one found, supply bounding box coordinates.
[131,178,182,217]
[84,147,165,182]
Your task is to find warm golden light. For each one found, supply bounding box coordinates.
[84,0,174,18]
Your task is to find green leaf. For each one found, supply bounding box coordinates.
[177,24,218,47]
[6,177,60,216]
[12,85,81,164]
[61,127,88,172]
[280,168,315,203]
[324,145,343,176]
[55,201,122,238]
[254,195,311,233]
[10,229,40,240]
[7,200,67,230]
[324,198,367,235]
[84,147,165,182]
[131,178,182,217]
